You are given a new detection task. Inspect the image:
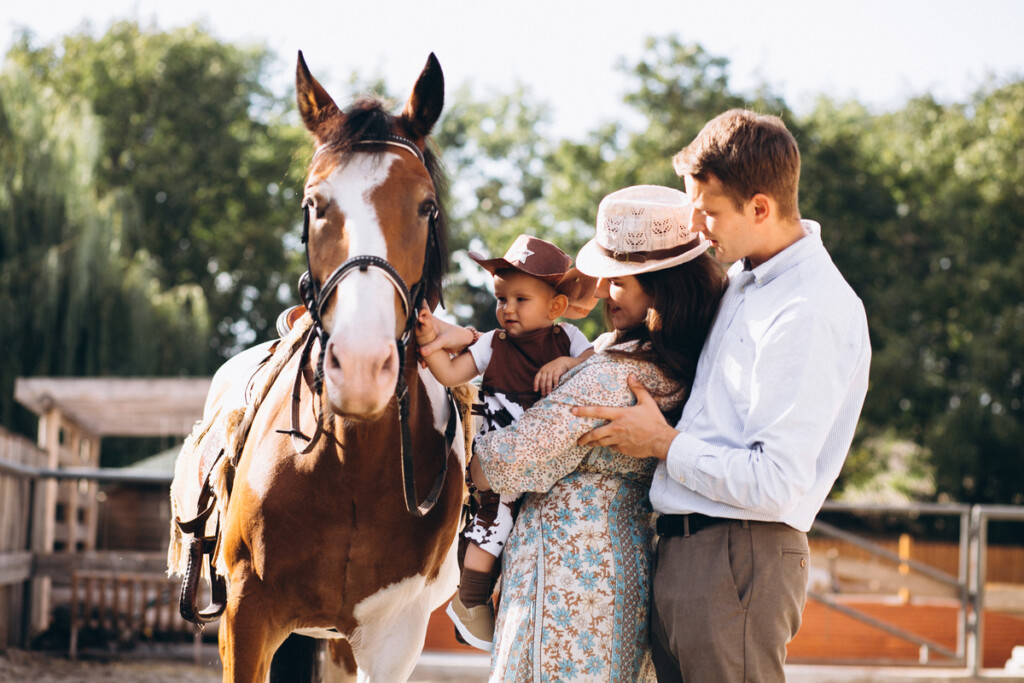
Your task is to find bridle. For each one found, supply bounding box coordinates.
[287,134,454,517]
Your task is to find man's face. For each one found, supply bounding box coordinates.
[684,174,762,266]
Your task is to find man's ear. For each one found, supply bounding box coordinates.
[549,294,569,320]
[750,193,772,224]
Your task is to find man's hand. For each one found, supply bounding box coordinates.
[572,374,678,459]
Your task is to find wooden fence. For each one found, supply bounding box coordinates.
[0,426,46,649]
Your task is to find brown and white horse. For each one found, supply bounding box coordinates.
[170,52,465,682]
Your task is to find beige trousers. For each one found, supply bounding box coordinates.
[651,520,809,682]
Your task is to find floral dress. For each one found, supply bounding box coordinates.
[475,340,683,682]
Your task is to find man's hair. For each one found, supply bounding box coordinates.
[673,109,801,220]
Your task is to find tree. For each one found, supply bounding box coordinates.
[6,22,308,359]
[0,57,209,434]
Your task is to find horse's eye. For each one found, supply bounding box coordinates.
[418,200,437,219]
[304,195,329,220]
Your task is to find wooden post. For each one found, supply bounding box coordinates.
[65,428,81,553]
[29,407,60,634]
[83,435,101,551]
[898,532,912,604]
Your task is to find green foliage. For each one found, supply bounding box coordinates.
[792,82,1024,504]
[2,25,1021,502]
[6,22,308,358]
[0,57,209,432]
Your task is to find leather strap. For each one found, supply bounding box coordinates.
[656,513,737,538]
[596,237,704,263]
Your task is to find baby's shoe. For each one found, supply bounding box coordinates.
[446,593,494,652]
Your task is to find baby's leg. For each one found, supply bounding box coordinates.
[448,494,517,650]
[463,493,516,560]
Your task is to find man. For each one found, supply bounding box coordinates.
[573,109,871,682]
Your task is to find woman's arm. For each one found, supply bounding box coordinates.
[475,355,651,497]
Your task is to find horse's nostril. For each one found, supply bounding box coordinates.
[381,349,395,375]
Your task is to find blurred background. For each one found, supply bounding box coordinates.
[1,0,1022,509]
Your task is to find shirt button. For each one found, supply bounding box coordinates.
[800,559,807,568]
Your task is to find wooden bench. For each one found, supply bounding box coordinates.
[69,570,201,661]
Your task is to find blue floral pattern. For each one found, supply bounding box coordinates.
[476,345,682,682]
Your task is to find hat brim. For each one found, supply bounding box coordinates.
[574,236,711,278]
[468,250,565,285]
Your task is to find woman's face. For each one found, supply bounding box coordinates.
[595,275,653,331]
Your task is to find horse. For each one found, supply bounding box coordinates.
[168,51,467,682]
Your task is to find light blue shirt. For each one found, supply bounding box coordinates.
[650,220,871,532]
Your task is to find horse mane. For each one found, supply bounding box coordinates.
[315,98,451,306]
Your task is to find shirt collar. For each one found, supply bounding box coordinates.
[738,220,823,286]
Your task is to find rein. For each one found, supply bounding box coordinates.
[292,134,451,517]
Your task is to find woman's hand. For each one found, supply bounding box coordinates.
[572,374,677,459]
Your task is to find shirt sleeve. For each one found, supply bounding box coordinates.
[666,308,868,518]
[475,357,641,498]
[560,323,594,358]
[467,329,496,375]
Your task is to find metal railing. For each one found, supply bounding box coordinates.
[810,501,1024,674]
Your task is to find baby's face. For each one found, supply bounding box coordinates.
[493,271,557,336]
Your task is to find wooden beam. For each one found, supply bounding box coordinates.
[0,552,32,586]
[33,551,168,584]
[14,377,212,437]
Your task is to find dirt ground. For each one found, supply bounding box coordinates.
[0,647,490,683]
[0,647,222,682]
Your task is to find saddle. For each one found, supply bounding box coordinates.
[174,311,315,625]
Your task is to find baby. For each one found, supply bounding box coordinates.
[416,234,597,650]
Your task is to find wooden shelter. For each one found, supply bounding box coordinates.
[11,377,211,631]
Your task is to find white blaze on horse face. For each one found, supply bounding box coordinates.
[321,154,403,418]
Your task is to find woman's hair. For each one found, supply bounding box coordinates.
[605,252,726,421]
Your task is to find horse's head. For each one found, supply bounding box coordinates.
[296,52,448,419]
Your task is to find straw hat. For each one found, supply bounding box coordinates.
[575,185,709,277]
[469,235,598,320]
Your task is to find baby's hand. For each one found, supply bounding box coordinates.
[415,307,437,346]
[534,356,577,396]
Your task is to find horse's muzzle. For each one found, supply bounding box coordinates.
[323,335,399,418]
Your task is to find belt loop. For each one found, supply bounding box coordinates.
[683,515,691,538]
[742,519,750,529]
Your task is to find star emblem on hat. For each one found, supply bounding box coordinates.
[508,246,534,265]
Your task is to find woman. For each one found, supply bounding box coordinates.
[426,185,725,681]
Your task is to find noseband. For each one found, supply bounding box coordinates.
[290,134,453,517]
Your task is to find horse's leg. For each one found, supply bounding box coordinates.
[218,581,287,683]
[349,590,433,683]
[319,639,359,683]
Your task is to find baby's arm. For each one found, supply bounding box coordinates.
[415,309,481,387]
[534,348,596,396]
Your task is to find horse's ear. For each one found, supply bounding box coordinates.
[296,50,341,138]
[401,53,444,139]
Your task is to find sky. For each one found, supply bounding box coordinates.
[3,0,1022,138]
